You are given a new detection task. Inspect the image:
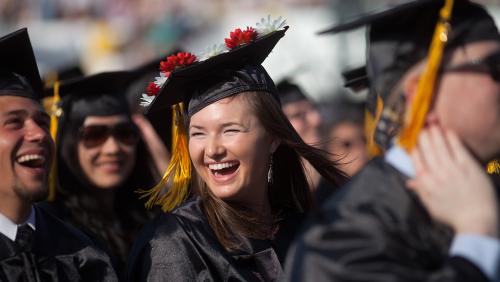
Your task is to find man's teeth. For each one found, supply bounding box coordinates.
[208,162,237,171]
[17,154,45,164]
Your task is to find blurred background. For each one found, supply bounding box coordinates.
[2,0,500,100]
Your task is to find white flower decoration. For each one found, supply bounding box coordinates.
[198,44,228,61]
[154,72,168,87]
[256,16,287,37]
[140,93,155,107]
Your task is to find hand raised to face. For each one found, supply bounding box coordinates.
[406,125,498,237]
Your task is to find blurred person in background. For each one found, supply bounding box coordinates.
[42,70,166,278]
[322,96,368,177]
[276,79,323,190]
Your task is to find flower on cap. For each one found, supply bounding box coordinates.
[140,52,197,107]
[140,94,155,107]
[256,15,287,37]
[140,16,286,108]
[146,81,160,96]
[160,52,197,75]
[225,27,257,49]
[198,44,228,61]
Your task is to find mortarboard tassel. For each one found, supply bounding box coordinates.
[487,159,500,174]
[139,103,191,212]
[48,81,61,201]
[397,0,454,151]
[364,95,383,157]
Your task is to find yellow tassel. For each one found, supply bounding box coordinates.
[47,81,61,201]
[138,103,192,212]
[487,159,500,174]
[397,0,454,151]
[364,95,383,157]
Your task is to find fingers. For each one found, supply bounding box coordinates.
[416,126,452,173]
[132,114,154,139]
[132,114,171,175]
[444,129,473,166]
[408,147,435,200]
[410,146,424,176]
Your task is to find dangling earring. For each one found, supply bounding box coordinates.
[267,154,273,184]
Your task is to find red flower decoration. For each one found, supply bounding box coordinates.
[160,52,197,74]
[146,82,160,96]
[225,27,257,49]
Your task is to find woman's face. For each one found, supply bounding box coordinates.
[77,115,138,189]
[188,94,278,207]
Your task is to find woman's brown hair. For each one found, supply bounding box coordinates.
[190,91,347,251]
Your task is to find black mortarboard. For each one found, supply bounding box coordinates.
[276,79,309,105]
[44,65,84,84]
[341,65,369,93]
[144,27,287,118]
[320,0,500,101]
[0,28,43,100]
[47,71,138,118]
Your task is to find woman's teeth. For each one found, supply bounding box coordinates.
[208,162,237,171]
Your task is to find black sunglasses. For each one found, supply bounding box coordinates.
[442,50,500,82]
[79,122,139,148]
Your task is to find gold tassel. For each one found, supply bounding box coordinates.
[397,0,454,151]
[138,103,192,212]
[487,159,500,174]
[47,81,61,201]
[365,95,383,157]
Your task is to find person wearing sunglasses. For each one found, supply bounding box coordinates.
[0,29,117,281]
[42,71,159,278]
[286,1,500,282]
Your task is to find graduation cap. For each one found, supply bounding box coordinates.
[138,16,288,212]
[0,28,43,100]
[341,65,369,93]
[276,79,309,105]
[320,0,500,151]
[46,71,138,118]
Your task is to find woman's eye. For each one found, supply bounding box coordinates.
[224,129,240,134]
[190,132,204,137]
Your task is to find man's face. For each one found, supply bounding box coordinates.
[0,96,54,204]
[282,100,322,146]
[429,40,500,163]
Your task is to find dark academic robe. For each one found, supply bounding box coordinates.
[285,157,494,282]
[126,197,303,282]
[0,204,118,282]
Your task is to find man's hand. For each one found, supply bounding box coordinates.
[407,125,498,237]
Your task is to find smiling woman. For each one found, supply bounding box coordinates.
[126,18,347,282]
[41,71,158,277]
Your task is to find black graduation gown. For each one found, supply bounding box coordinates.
[285,157,493,282]
[0,204,118,282]
[126,197,303,282]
